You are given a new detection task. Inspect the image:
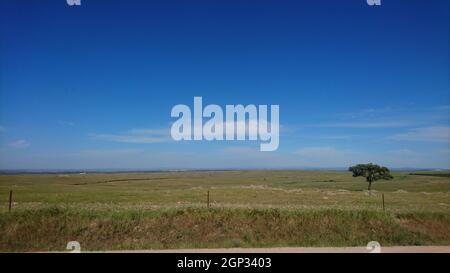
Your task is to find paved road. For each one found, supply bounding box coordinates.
[105,246,450,253]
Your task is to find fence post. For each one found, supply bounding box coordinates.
[8,190,13,212]
[382,193,385,212]
[207,190,210,209]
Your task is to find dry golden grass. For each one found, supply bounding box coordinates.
[1,207,449,252]
[0,170,449,251]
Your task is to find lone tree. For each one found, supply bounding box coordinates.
[348,163,393,191]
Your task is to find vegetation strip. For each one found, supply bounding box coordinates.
[1,207,449,252]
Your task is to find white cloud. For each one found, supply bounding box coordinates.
[379,149,450,169]
[221,146,259,154]
[10,139,30,149]
[295,146,354,158]
[315,121,411,128]
[384,149,419,157]
[127,128,168,135]
[389,126,450,142]
[294,146,361,167]
[205,119,275,138]
[58,121,75,126]
[315,105,450,129]
[431,105,450,111]
[317,135,358,140]
[89,128,170,144]
[78,149,144,157]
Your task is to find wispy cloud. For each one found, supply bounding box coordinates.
[317,135,359,140]
[315,121,412,128]
[384,149,420,157]
[89,128,170,144]
[315,105,450,129]
[9,139,30,149]
[200,119,277,139]
[58,121,75,127]
[389,126,450,142]
[431,105,450,111]
[293,146,361,167]
[221,146,259,154]
[78,149,144,157]
[295,146,355,158]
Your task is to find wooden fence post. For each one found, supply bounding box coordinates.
[382,193,385,212]
[207,190,210,209]
[8,190,13,212]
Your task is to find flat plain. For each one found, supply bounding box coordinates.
[0,170,449,251]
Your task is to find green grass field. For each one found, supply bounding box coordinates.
[0,170,449,251]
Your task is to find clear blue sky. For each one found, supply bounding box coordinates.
[0,0,448,170]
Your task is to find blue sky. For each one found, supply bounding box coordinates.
[0,0,449,170]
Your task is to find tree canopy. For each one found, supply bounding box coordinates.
[348,163,393,191]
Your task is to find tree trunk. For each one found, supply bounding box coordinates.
[368,181,372,191]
